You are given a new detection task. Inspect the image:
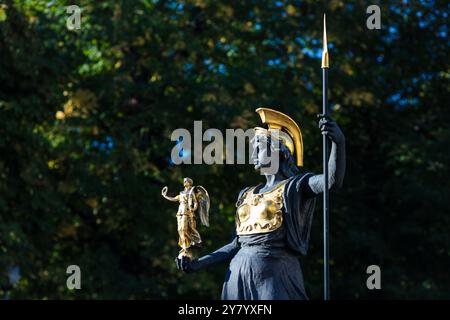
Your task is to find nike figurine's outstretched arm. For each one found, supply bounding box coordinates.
[161,187,180,202]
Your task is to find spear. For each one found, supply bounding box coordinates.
[321,13,330,300]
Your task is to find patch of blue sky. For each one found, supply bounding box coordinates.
[299,75,313,91]
[183,63,193,73]
[295,35,332,57]
[302,47,321,59]
[294,36,306,46]
[389,26,398,34]
[267,58,282,66]
[166,0,185,12]
[222,44,232,51]
[419,0,435,8]
[383,26,399,43]
[7,265,21,286]
[203,58,212,65]
[203,59,227,74]
[91,135,114,153]
[390,5,402,15]
[264,37,284,47]
[410,72,436,85]
[388,92,419,110]
[420,72,435,81]
[438,30,447,37]
[105,136,114,148]
[165,1,178,10]
[275,1,284,7]
[419,20,429,28]
[388,92,402,103]
[217,64,227,74]
[389,2,417,16]
[288,54,296,65]
[215,41,237,55]
[437,24,447,38]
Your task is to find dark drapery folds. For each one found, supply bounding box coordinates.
[283,173,317,256]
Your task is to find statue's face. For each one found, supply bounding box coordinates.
[251,135,276,172]
[183,179,192,188]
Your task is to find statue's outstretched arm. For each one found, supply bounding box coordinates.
[306,116,346,195]
[193,239,239,270]
[164,194,180,202]
[176,235,240,273]
[161,187,180,202]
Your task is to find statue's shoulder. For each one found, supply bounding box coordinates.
[285,172,315,191]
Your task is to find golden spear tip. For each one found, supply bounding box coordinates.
[321,13,329,68]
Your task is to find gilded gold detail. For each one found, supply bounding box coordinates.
[322,14,329,69]
[162,177,210,258]
[235,180,289,235]
[255,108,304,167]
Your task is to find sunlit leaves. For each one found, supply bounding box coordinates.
[0,0,449,300]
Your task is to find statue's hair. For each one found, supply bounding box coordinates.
[183,177,193,185]
[258,135,300,178]
[278,140,300,178]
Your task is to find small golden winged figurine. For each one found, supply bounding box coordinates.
[161,177,210,258]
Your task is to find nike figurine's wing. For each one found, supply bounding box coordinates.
[195,186,210,227]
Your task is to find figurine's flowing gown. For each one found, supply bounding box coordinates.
[177,190,202,250]
[219,173,316,300]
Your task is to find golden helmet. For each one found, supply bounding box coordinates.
[255,107,304,167]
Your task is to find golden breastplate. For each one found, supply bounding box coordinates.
[235,180,288,235]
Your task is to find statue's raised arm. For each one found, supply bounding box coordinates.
[305,115,346,195]
[161,186,180,202]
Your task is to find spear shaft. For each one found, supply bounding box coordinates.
[321,13,330,301]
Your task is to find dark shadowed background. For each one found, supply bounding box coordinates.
[0,0,448,299]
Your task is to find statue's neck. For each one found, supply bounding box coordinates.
[260,172,286,192]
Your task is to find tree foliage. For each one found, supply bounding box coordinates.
[0,0,448,299]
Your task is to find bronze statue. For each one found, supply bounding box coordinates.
[174,108,346,300]
[161,178,210,258]
[172,16,346,301]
